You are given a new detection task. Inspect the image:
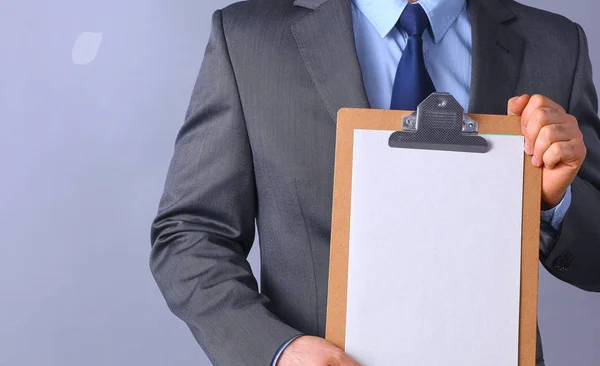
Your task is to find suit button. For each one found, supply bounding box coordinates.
[553,250,574,273]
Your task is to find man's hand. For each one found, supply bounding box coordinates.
[277,336,361,366]
[508,94,587,208]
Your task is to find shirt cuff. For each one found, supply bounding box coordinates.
[539,185,572,254]
[271,335,303,366]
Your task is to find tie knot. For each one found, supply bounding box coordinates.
[397,3,430,37]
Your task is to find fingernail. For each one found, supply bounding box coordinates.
[524,144,532,155]
[531,156,540,166]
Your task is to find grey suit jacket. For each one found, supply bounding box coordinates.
[150,0,600,365]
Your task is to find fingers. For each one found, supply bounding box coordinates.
[530,116,579,164]
[343,354,361,366]
[277,335,361,366]
[524,107,557,154]
[540,141,571,169]
[508,94,586,208]
[328,350,361,366]
[520,94,565,125]
[539,139,586,169]
[507,94,531,116]
[508,94,566,154]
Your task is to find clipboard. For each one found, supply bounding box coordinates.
[326,93,541,365]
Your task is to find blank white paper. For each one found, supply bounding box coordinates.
[345,130,525,366]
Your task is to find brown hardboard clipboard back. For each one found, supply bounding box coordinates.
[326,108,542,366]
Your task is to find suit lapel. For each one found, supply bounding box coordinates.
[292,0,370,122]
[468,0,524,114]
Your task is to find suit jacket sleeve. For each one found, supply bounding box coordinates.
[150,10,302,365]
[541,23,600,292]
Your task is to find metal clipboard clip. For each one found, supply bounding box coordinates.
[388,92,489,153]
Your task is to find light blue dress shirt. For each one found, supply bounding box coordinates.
[271,0,572,363]
[353,0,472,110]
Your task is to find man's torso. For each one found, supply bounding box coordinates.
[217,0,581,363]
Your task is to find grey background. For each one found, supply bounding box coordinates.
[0,0,597,365]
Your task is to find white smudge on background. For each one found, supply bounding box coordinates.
[72,32,103,65]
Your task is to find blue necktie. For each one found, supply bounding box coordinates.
[390,3,436,110]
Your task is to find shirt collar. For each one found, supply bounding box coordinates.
[352,0,466,43]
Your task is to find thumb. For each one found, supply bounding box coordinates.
[507,94,530,116]
[340,353,361,366]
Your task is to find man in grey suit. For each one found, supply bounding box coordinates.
[150,0,600,365]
